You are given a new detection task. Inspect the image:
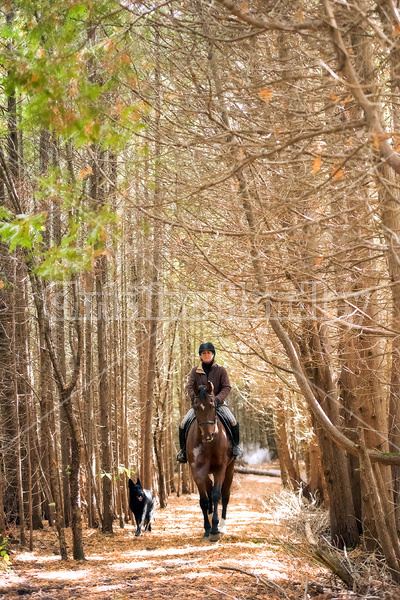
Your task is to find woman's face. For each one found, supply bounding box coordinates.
[200,350,214,363]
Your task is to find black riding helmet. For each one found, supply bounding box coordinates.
[199,342,215,355]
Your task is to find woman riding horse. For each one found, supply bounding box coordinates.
[177,342,243,463]
[186,381,235,540]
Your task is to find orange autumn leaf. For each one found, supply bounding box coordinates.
[259,89,273,103]
[373,132,391,149]
[394,23,400,36]
[120,53,132,64]
[78,166,93,180]
[64,109,76,125]
[332,167,344,180]
[313,156,322,174]
[130,109,140,122]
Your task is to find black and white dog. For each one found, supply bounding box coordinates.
[128,478,155,537]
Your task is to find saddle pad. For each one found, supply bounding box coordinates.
[185,414,197,440]
[185,409,232,440]
[216,408,233,438]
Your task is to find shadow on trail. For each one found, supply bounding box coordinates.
[3,474,320,600]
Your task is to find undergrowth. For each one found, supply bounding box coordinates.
[267,489,400,600]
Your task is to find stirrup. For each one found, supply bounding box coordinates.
[177,450,187,464]
[233,445,243,459]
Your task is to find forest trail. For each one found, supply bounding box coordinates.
[2,473,325,600]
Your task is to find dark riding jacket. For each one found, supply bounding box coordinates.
[187,362,231,406]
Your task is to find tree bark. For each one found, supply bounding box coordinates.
[275,391,301,490]
[38,318,67,559]
[96,252,113,533]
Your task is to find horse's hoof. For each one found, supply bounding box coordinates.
[203,531,210,539]
[209,532,220,543]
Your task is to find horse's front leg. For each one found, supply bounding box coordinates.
[191,464,211,538]
[209,468,226,542]
[199,491,211,538]
[220,460,234,534]
[209,483,221,540]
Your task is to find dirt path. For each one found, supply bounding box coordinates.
[1,474,325,599]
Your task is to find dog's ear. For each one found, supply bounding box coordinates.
[136,477,142,487]
[129,479,134,491]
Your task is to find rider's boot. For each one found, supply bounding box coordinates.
[176,426,187,463]
[231,423,243,459]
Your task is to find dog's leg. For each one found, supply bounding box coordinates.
[136,511,146,536]
[145,504,155,533]
[134,514,143,537]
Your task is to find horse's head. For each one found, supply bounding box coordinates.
[192,381,217,442]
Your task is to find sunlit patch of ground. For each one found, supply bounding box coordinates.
[1,473,328,600]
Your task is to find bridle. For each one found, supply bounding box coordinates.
[195,394,217,437]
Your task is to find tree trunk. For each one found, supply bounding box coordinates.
[275,391,300,490]
[304,433,325,504]
[38,320,67,559]
[239,164,359,546]
[12,282,25,545]
[0,244,19,526]
[96,253,113,533]
[381,176,400,526]
[61,388,85,559]
[377,2,400,528]
[53,204,71,528]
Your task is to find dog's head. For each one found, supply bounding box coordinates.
[129,478,145,502]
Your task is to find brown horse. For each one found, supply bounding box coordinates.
[186,381,235,542]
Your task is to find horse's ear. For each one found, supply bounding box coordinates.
[193,381,199,396]
[207,381,214,395]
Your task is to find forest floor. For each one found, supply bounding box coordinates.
[1,470,336,600]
